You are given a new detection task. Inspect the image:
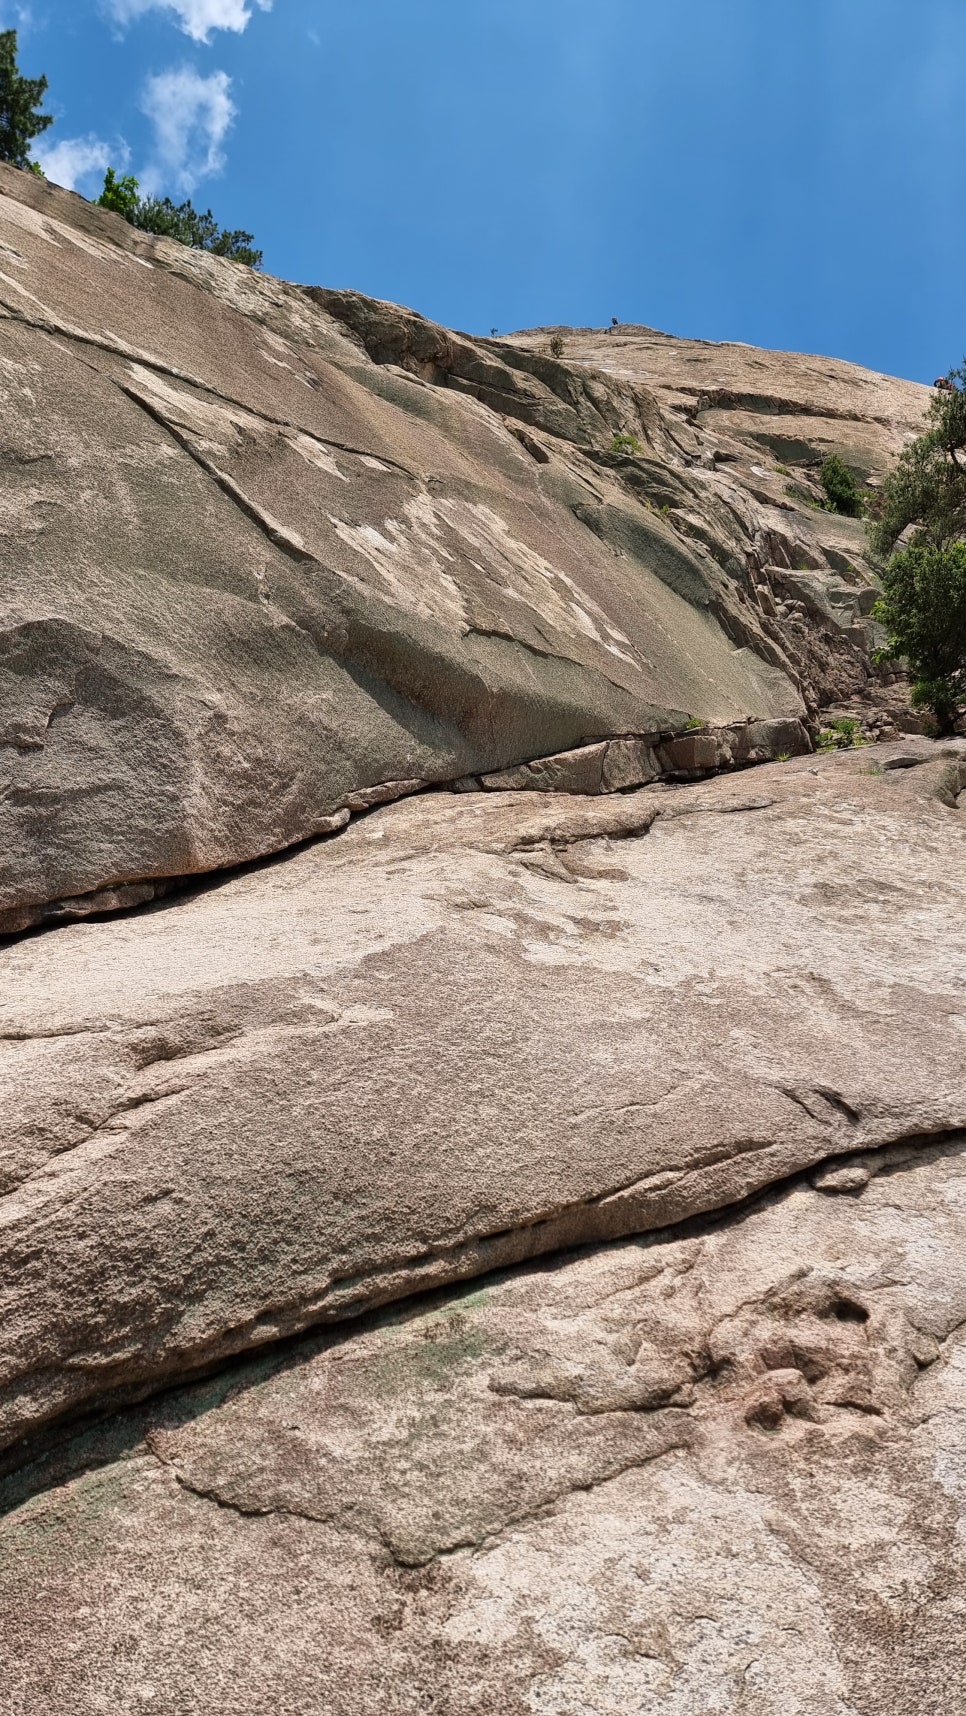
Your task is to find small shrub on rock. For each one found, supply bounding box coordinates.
[609,432,644,456]
[820,455,864,518]
[816,717,866,752]
[98,167,140,222]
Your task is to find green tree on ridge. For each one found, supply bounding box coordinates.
[0,29,52,170]
[97,168,263,268]
[870,365,966,733]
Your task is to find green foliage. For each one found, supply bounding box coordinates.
[869,365,966,559]
[136,195,263,265]
[609,432,644,456]
[684,716,705,731]
[0,29,52,170]
[816,717,866,752]
[97,167,140,221]
[872,540,966,732]
[96,168,263,268]
[868,367,966,732]
[548,332,565,358]
[820,455,864,518]
[774,463,790,476]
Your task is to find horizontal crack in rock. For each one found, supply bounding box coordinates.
[6,1129,965,1496]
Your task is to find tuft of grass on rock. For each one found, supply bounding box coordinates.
[816,717,866,752]
[609,432,645,456]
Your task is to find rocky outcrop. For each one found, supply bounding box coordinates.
[501,322,931,715]
[511,321,928,477]
[2,739,964,1465]
[0,165,931,931]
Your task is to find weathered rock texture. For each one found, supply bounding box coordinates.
[2,739,964,1465]
[1,163,961,1713]
[498,323,933,724]
[4,1134,966,1714]
[509,321,928,481]
[0,164,931,929]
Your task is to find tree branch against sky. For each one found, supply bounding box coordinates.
[0,26,52,167]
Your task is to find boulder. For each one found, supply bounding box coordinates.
[656,729,725,773]
[601,735,662,790]
[728,716,813,763]
[479,742,608,794]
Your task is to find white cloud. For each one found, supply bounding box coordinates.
[35,134,121,193]
[140,65,235,193]
[107,0,272,44]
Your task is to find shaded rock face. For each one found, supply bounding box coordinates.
[0,164,928,928]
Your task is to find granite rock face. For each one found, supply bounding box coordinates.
[0,164,930,928]
[4,1133,966,1714]
[509,321,928,480]
[2,162,962,1715]
[1,740,964,1465]
[500,323,931,712]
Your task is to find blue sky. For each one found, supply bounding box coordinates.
[6,0,964,382]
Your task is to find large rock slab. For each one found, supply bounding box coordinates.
[4,1130,966,1713]
[1,740,965,1462]
[0,164,932,931]
[0,162,802,930]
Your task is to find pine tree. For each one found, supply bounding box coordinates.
[871,367,966,732]
[97,169,263,269]
[869,365,966,559]
[0,31,52,171]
